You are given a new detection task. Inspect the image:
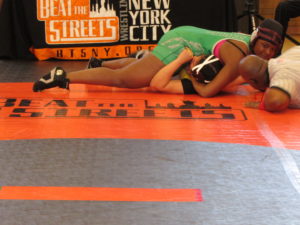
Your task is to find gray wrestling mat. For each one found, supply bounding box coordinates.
[0,139,300,225]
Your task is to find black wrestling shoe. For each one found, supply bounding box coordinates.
[87,57,103,69]
[33,67,69,92]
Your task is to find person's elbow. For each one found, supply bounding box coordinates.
[191,79,219,97]
[264,98,289,112]
[264,88,290,112]
[149,82,164,92]
[194,87,217,98]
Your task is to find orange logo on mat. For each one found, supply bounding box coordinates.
[37,0,119,44]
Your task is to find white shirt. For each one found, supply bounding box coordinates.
[268,46,300,108]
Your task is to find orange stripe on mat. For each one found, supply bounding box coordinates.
[0,186,202,202]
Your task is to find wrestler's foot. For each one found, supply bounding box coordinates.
[87,57,103,69]
[33,67,69,92]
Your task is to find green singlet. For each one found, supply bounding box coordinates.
[152,26,251,65]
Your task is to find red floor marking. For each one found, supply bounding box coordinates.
[1,83,300,150]
[0,186,202,202]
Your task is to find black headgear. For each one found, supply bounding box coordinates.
[250,19,283,56]
[191,55,223,84]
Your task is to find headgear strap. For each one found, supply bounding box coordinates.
[192,55,219,74]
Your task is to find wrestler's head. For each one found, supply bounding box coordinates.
[191,55,223,84]
[238,55,269,91]
[250,19,283,60]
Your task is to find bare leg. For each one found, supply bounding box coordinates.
[95,50,149,69]
[68,53,165,88]
[102,57,137,69]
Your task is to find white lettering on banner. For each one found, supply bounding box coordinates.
[119,0,129,41]
[129,0,170,10]
[38,0,119,44]
[153,0,170,9]
[36,0,173,52]
[130,10,170,25]
[49,19,118,42]
[39,0,72,19]
[128,0,172,41]
[130,24,171,41]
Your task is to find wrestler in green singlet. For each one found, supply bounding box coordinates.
[152,26,251,65]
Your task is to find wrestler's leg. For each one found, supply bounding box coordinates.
[88,50,149,69]
[102,58,137,69]
[69,53,165,88]
[33,53,165,91]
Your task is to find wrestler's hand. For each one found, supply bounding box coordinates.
[177,47,193,64]
[179,51,203,75]
[186,55,206,75]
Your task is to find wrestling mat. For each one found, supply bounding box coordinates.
[0,60,299,225]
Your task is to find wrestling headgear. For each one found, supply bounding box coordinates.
[250,18,283,56]
[192,55,223,84]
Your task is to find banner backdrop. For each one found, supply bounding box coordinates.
[0,0,237,60]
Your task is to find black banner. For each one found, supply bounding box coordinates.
[0,0,237,60]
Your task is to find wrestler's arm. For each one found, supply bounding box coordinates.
[150,48,193,93]
[189,41,247,97]
[245,87,290,112]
